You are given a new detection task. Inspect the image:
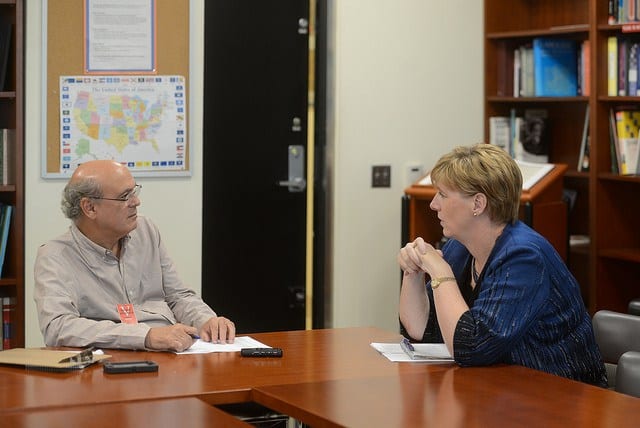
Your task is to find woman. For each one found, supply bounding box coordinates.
[398,144,606,386]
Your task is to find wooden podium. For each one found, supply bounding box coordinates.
[401,164,568,261]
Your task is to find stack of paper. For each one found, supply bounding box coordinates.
[175,336,270,355]
[371,342,454,363]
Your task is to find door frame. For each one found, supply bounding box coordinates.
[312,0,329,328]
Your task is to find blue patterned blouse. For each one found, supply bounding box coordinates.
[419,221,607,387]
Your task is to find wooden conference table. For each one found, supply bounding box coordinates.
[1,327,639,427]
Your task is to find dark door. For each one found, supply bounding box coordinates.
[202,1,312,333]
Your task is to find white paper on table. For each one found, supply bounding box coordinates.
[175,336,271,355]
[370,342,454,363]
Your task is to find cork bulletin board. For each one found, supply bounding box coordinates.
[42,0,190,178]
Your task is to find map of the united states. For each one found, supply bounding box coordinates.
[72,90,164,154]
[59,75,186,175]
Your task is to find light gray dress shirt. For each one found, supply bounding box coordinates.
[34,215,216,349]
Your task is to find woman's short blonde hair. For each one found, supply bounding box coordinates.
[430,143,522,224]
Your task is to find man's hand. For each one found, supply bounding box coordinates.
[198,316,236,344]
[144,323,198,352]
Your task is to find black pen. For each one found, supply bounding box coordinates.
[400,338,449,361]
[189,333,200,339]
[400,338,418,360]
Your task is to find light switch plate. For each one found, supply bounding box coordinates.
[372,165,391,188]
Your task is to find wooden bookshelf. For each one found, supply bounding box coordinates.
[0,0,23,348]
[485,0,640,313]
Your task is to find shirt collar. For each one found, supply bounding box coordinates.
[69,222,131,265]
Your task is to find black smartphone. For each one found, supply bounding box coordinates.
[103,360,158,374]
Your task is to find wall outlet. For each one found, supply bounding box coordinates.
[372,165,391,188]
[405,163,424,186]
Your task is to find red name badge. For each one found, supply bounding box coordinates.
[117,303,138,324]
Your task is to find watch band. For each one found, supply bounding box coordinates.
[431,276,456,289]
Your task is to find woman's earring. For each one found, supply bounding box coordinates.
[473,211,478,216]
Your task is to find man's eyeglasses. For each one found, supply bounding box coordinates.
[91,184,142,203]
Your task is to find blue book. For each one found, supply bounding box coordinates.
[0,204,12,277]
[533,38,578,97]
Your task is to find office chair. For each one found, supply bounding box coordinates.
[629,298,640,316]
[592,310,640,390]
[616,351,640,398]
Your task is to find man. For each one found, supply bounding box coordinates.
[34,160,235,352]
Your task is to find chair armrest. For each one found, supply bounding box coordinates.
[616,351,640,398]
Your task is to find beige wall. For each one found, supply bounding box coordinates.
[329,0,483,330]
[23,0,482,346]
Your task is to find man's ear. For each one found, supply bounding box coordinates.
[79,197,97,219]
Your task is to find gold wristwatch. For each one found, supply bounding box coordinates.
[431,276,456,289]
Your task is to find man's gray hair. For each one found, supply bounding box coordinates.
[61,178,102,220]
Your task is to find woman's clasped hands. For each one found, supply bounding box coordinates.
[398,237,448,277]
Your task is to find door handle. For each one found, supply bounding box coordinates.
[278,145,306,192]
[278,177,306,190]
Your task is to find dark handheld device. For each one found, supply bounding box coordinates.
[240,348,283,358]
[103,360,159,374]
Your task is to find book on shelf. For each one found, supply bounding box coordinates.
[578,105,590,172]
[618,37,628,96]
[2,296,13,350]
[0,128,15,185]
[609,0,640,24]
[514,109,549,164]
[509,108,519,158]
[532,38,578,97]
[0,204,12,278]
[0,20,11,92]
[579,39,590,96]
[513,47,521,98]
[607,35,640,97]
[524,45,535,96]
[613,106,640,175]
[490,112,518,158]
[489,116,511,154]
[579,137,590,173]
[4,128,15,185]
[609,108,621,173]
[608,36,618,96]
[609,0,618,25]
[515,44,534,97]
[629,41,640,95]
